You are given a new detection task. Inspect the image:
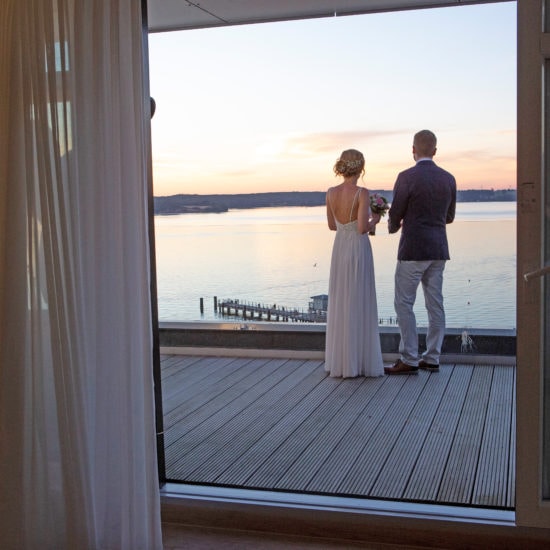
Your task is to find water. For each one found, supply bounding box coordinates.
[154,202,516,329]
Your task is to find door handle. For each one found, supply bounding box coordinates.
[524,265,550,281]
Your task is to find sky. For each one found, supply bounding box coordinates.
[148,1,516,196]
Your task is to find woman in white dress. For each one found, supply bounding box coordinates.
[325,149,384,378]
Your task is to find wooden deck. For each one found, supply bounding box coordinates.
[161,354,516,509]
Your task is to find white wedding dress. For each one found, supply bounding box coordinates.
[325,191,384,378]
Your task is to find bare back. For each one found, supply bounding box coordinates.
[326,183,371,234]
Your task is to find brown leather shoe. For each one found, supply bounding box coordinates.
[418,360,439,372]
[384,359,418,375]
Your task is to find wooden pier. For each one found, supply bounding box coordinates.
[211,297,399,325]
[217,299,326,323]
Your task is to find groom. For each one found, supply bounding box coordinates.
[384,130,457,375]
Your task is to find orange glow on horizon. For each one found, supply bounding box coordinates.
[152,154,516,196]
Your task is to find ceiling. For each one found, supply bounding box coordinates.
[147,0,506,33]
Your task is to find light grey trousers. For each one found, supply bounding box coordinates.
[394,259,446,366]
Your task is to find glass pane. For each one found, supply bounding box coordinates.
[150,4,517,327]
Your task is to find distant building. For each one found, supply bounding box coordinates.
[309,294,328,312]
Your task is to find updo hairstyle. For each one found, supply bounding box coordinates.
[333,149,365,178]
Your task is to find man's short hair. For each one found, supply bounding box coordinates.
[414,130,437,157]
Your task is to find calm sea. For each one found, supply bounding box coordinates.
[154,202,516,330]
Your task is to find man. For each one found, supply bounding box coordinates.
[384,130,457,375]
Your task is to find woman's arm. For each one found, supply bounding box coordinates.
[326,189,337,231]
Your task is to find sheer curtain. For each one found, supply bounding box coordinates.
[0,1,162,549]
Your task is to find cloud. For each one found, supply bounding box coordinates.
[217,169,258,178]
[496,129,516,137]
[282,130,408,156]
[443,149,515,164]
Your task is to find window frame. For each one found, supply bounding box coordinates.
[144,0,550,536]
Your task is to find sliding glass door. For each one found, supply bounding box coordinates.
[516,0,550,527]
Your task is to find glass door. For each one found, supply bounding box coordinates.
[516,0,550,527]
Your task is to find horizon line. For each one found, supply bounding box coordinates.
[154,188,517,198]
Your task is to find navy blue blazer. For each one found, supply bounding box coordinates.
[388,160,457,261]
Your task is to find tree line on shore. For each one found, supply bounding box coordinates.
[154,188,516,215]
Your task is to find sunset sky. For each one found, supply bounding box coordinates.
[148,1,516,196]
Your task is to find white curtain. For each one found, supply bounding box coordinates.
[0,1,162,549]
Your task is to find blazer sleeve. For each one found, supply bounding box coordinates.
[388,177,407,234]
[446,178,457,224]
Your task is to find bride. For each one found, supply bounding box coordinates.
[324,149,384,378]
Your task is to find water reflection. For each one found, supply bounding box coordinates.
[155,202,516,329]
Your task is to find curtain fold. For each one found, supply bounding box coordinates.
[0,1,162,548]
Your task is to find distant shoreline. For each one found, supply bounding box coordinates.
[153,189,516,215]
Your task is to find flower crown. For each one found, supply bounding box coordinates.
[341,158,363,170]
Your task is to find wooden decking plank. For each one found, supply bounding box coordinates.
[171,367,327,482]
[369,366,454,499]
[159,354,188,376]
[163,355,273,419]
[160,355,516,509]
[274,376,388,491]
[164,357,304,454]
[304,374,409,494]
[402,364,474,502]
[185,364,333,483]
[162,355,240,404]
[507,367,516,508]
[163,356,276,434]
[161,354,203,381]
[162,353,226,380]
[165,358,319,454]
[247,377,384,490]
[164,356,286,467]
[163,355,249,412]
[336,372,431,495]
[162,354,233,387]
[160,353,191,367]
[167,360,326,479]
[472,365,515,507]
[437,366,494,504]
[471,366,511,506]
[208,372,343,486]
[173,368,329,482]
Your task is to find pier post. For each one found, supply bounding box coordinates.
[200,297,204,314]
[214,296,218,311]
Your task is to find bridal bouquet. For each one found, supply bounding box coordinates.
[369,193,390,235]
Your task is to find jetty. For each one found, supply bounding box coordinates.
[213,297,400,325]
[217,299,326,323]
